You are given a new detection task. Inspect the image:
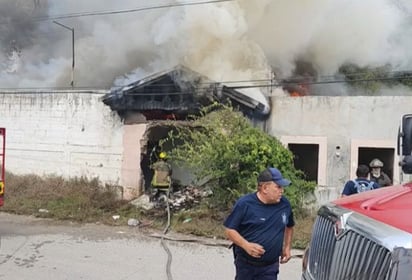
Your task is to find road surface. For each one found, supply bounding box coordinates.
[0,212,303,279]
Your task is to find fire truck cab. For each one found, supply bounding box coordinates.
[301,115,412,280]
[0,128,5,207]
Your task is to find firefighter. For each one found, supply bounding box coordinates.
[150,152,172,202]
[369,158,392,188]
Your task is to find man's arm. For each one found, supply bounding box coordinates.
[224,228,265,258]
[281,226,294,263]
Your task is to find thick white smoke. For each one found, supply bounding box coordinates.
[0,0,411,96]
[249,0,412,76]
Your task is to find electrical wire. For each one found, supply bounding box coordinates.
[0,89,107,94]
[108,70,412,88]
[24,0,235,22]
[1,73,412,94]
[229,75,412,90]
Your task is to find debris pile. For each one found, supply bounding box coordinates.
[130,185,213,212]
[168,186,213,210]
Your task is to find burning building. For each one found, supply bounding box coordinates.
[102,65,270,121]
[1,1,412,204]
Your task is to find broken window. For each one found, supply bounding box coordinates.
[288,143,319,182]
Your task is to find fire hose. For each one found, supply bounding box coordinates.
[154,191,303,280]
[160,191,173,280]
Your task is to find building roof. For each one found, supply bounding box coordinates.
[102,65,270,120]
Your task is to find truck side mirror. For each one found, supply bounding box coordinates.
[401,155,412,174]
[399,114,412,174]
[399,114,412,156]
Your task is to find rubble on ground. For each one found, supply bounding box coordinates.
[131,185,213,211]
[168,185,212,210]
[167,185,213,210]
[130,194,154,210]
[127,218,140,226]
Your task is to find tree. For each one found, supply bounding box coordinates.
[165,104,316,214]
[339,64,412,92]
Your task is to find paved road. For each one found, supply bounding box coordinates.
[0,212,303,280]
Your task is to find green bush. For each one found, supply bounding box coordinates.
[165,104,316,215]
[338,64,412,92]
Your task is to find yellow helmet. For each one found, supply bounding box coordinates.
[159,152,167,159]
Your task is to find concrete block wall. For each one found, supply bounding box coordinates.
[268,95,412,205]
[0,91,125,186]
[2,92,411,205]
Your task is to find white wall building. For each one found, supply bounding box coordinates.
[269,95,412,204]
[1,91,411,206]
[0,91,147,199]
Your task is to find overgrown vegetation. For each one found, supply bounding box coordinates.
[1,172,126,223]
[339,64,412,92]
[164,104,317,217]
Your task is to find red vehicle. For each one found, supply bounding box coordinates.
[302,115,412,280]
[0,128,5,206]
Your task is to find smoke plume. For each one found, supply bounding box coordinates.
[0,0,411,94]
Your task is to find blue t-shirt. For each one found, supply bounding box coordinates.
[342,178,379,196]
[224,193,294,263]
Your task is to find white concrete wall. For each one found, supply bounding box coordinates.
[0,91,125,186]
[268,95,412,205]
[2,92,411,205]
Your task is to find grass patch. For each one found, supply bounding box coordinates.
[1,172,316,248]
[171,208,228,238]
[293,215,315,249]
[2,172,125,223]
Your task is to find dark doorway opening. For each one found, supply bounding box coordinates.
[288,143,319,182]
[140,125,175,192]
[358,147,395,182]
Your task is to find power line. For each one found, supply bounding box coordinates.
[1,70,412,92]
[101,70,412,91]
[29,0,235,22]
[0,89,108,94]
[229,75,412,90]
[1,74,412,95]
[109,72,412,91]
[1,68,411,90]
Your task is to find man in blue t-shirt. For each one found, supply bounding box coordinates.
[341,164,380,196]
[224,167,295,280]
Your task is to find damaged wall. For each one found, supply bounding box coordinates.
[0,91,130,193]
[267,95,412,205]
[2,91,412,205]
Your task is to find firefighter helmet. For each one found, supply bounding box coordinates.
[369,158,384,168]
[159,152,167,159]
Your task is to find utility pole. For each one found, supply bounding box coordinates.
[53,21,75,88]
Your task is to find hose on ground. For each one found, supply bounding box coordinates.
[160,192,173,280]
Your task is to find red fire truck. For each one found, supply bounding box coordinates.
[302,115,412,280]
[0,128,5,206]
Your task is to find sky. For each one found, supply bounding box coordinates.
[0,0,411,94]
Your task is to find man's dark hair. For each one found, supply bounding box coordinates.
[356,164,370,178]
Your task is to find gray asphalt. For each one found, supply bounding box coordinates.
[0,212,303,280]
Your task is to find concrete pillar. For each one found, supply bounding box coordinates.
[121,123,147,200]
